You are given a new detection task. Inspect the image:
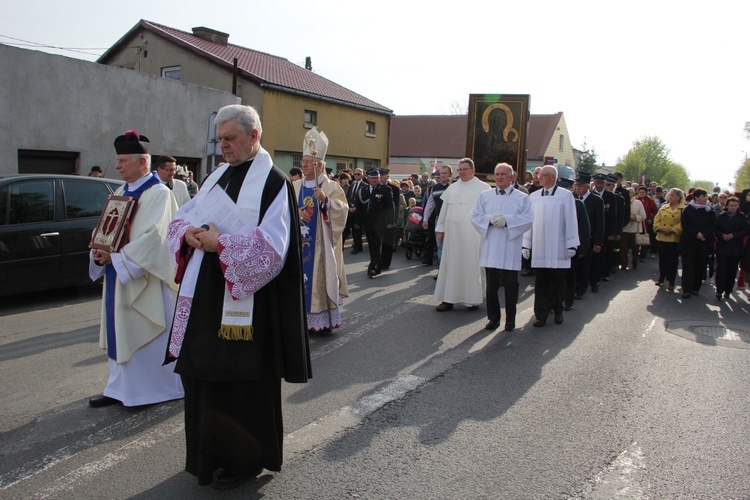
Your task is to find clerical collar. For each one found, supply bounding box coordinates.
[126,171,155,191]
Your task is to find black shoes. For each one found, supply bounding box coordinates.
[212,467,262,490]
[467,305,479,311]
[436,302,454,312]
[563,305,573,311]
[533,319,546,327]
[681,292,691,299]
[591,284,599,293]
[89,395,119,408]
[485,320,500,330]
[554,314,564,325]
[504,323,515,332]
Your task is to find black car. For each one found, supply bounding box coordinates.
[0,174,124,297]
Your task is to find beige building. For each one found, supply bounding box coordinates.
[98,20,393,177]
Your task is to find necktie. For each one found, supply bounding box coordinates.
[543,190,548,197]
[499,189,506,195]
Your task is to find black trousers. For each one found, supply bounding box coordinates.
[657,241,679,284]
[602,239,615,278]
[485,268,519,325]
[351,220,363,252]
[715,254,742,295]
[365,224,385,273]
[381,226,395,269]
[564,263,576,309]
[422,216,437,264]
[574,251,592,296]
[534,268,568,321]
[681,240,710,293]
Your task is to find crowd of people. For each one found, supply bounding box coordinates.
[327,160,750,329]
[85,102,750,490]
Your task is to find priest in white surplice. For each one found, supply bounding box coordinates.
[471,164,533,332]
[522,165,579,327]
[434,158,491,311]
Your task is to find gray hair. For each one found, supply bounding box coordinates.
[494,163,514,176]
[215,104,263,138]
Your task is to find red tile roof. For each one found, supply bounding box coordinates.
[390,113,563,161]
[99,20,392,115]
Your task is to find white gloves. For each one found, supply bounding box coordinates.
[567,248,577,258]
[522,248,530,260]
[490,215,507,228]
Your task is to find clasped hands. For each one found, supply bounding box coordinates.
[490,215,506,228]
[185,222,220,253]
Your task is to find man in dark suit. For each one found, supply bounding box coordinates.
[356,169,394,277]
[378,168,401,270]
[591,173,619,285]
[558,173,591,311]
[574,172,604,297]
[344,168,365,253]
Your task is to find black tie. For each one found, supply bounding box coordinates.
[499,189,506,195]
[543,190,548,196]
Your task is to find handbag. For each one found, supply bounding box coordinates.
[635,221,650,246]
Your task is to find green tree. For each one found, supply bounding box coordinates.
[617,137,687,187]
[664,163,690,190]
[691,179,715,191]
[577,140,598,174]
[735,157,750,190]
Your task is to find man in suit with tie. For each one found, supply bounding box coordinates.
[356,169,394,277]
[345,168,365,254]
[590,173,619,287]
[573,172,604,298]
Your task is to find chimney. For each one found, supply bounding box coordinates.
[191,27,229,45]
[305,56,312,71]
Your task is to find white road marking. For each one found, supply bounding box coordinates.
[644,317,657,337]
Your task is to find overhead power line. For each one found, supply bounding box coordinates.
[0,34,106,57]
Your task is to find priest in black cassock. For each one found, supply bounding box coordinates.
[165,104,311,490]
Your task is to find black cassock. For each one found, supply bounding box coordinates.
[169,161,311,485]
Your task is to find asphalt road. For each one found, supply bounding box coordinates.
[1,246,750,499]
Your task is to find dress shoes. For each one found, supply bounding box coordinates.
[367,271,376,278]
[89,395,119,408]
[554,314,564,325]
[351,249,360,254]
[563,305,573,311]
[591,284,599,293]
[504,323,515,332]
[435,302,453,312]
[533,319,546,327]
[485,320,500,330]
[467,305,479,311]
[574,294,583,300]
[601,276,610,282]
[681,292,692,299]
[212,467,262,490]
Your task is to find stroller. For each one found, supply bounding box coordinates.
[403,206,427,260]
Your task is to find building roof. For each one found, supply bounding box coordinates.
[390,113,563,160]
[98,20,392,115]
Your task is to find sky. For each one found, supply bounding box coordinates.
[2,0,748,188]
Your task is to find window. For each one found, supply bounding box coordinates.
[62,180,112,219]
[161,66,181,80]
[8,180,54,224]
[292,153,303,169]
[559,134,565,152]
[365,121,376,137]
[304,110,317,127]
